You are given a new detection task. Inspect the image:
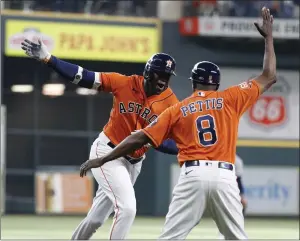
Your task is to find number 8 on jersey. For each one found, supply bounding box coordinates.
[196,114,218,147]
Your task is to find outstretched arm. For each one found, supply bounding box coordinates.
[80,107,175,176]
[21,39,100,90]
[80,130,151,177]
[254,7,277,92]
[130,130,178,155]
[224,7,278,115]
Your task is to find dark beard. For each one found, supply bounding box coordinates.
[143,79,156,97]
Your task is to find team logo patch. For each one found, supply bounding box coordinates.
[239,81,252,89]
[166,60,173,68]
[148,118,158,127]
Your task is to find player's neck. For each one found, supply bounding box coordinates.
[194,85,216,91]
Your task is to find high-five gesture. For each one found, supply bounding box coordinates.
[21,38,51,62]
[252,6,276,94]
[254,7,273,39]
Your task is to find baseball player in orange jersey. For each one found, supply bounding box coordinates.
[21,38,180,239]
[80,7,276,239]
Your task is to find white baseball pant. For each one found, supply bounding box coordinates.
[159,160,247,240]
[219,155,245,239]
[71,132,144,240]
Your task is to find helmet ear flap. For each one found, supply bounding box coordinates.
[189,78,197,89]
[191,80,198,90]
[143,64,150,79]
[143,65,154,82]
[147,71,154,82]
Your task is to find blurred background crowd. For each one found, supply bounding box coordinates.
[3,0,300,18]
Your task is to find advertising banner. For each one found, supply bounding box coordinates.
[179,16,299,39]
[5,19,159,62]
[243,166,299,216]
[170,164,299,216]
[35,171,94,214]
[219,68,299,141]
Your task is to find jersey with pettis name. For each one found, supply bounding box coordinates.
[142,80,262,166]
[97,72,179,158]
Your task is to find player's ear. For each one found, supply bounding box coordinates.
[144,70,154,83]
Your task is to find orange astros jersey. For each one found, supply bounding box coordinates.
[98,72,179,158]
[142,80,262,166]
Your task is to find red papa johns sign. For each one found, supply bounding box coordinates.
[249,96,286,126]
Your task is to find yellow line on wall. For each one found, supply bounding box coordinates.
[237,139,299,148]
[1,10,160,24]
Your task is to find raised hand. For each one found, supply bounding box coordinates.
[254,7,274,39]
[21,38,51,62]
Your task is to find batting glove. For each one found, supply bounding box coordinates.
[21,38,51,63]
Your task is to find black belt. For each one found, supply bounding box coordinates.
[107,141,143,165]
[185,160,233,171]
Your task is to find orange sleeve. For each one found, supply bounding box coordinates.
[223,80,262,116]
[99,72,129,93]
[142,108,174,148]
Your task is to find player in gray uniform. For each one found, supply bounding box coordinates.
[235,154,247,213]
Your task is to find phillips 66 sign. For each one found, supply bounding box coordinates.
[219,68,298,140]
[249,96,286,126]
[248,76,290,127]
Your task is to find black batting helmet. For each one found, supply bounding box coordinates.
[143,53,176,80]
[189,61,220,89]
